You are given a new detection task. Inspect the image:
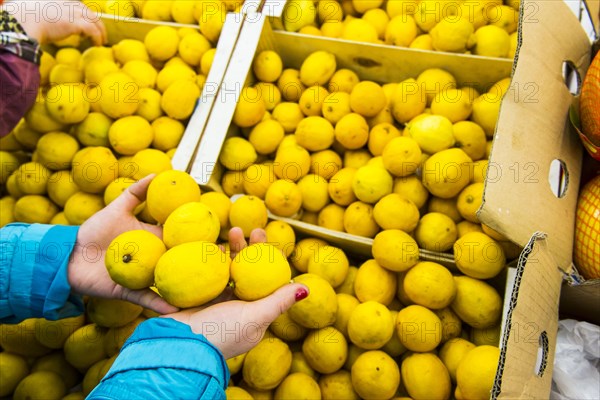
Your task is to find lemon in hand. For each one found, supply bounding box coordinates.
[105,230,167,290]
[146,170,202,225]
[155,241,230,308]
[163,202,221,248]
[230,243,292,301]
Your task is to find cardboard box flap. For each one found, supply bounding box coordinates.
[479,0,591,270]
[494,232,562,399]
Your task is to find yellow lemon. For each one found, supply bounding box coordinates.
[84,58,119,86]
[200,48,217,76]
[39,51,56,85]
[328,68,360,93]
[373,193,420,232]
[439,338,476,382]
[473,25,510,58]
[49,212,69,225]
[417,68,457,104]
[352,0,383,13]
[86,298,142,329]
[318,203,346,231]
[130,148,172,181]
[431,88,473,123]
[422,148,473,198]
[334,293,360,338]
[156,63,196,93]
[430,17,476,53]
[98,72,140,119]
[456,345,501,399]
[401,352,452,400]
[161,79,201,120]
[299,51,337,86]
[471,92,502,137]
[453,232,506,279]
[0,352,29,397]
[348,301,394,350]
[457,220,484,238]
[264,220,295,258]
[103,176,142,211]
[13,371,66,400]
[307,245,349,288]
[368,122,401,156]
[453,120,487,160]
[163,202,221,248]
[272,102,304,133]
[414,212,458,252]
[63,323,106,370]
[471,324,501,347]
[113,39,150,64]
[121,60,158,90]
[381,136,422,177]
[372,229,419,271]
[229,195,268,237]
[154,242,230,308]
[302,326,348,374]
[230,243,291,301]
[410,33,434,49]
[144,26,179,61]
[151,117,185,151]
[36,132,80,171]
[255,82,282,111]
[289,273,338,329]
[428,195,463,222]
[49,64,83,85]
[45,84,89,124]
[298,85,329,117]
[273,372,322,399]
[343,201,380,238]
[248,119,285,155]
[274,144,311,181]
[393,174,429,209]
[135,87,163,122]
[290,237,327,273]
[355,258,398,304]
[396,304,443,352]
[456,182,484,222]
[265,178,303,217]
[321,20,344,38]
[12,195,57,223]
[242,163,275,199]
[63,192,104,225]
[200,191,232,234]
[336,266,358,297]
[233,87,267,128]
[349,81,386,118]
[317,0,343,23]
[351,351,400,400]
[335,113,369,150]
[322,91,352,125]
[75,112,112,147]
[0,196,16,227]
[341,18,379,43]
[146,169,202,225]
[297,173,330,212]
[24,99,66,133]
[384,14,418,46]
[451,276,502,328]
[14,161,50,195]
[363,8,390,39]
[404,261,456,309]
[219,137,258,171]
[328,167,358,206]
[108,116,154,156]
[391,78,427,124]
[352,165,393,203]
[278,68,306,102]
[34,315,85,350]
[178,32,212,66]
[253,50,284,83]
[295,116,335,151]
[406,113,455,153]
[243,337,292,390]
[319,370,359,399]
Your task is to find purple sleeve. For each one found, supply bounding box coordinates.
[0,50,40,137]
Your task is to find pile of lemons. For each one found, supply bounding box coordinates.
[0,22,219,228]
[282,0,519,58]
[218,48,522,266]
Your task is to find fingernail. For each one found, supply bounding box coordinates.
[295,287,309,302]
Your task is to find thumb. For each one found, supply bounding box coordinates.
[109,174,156,214]
[251,283,309,326]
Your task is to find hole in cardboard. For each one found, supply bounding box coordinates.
[534,331,549,377]
[548,159,568,198]
[561,61,581,95]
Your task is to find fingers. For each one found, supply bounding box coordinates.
[108,174,156,214]
[251,283,309,326]
[228,227,247,259]
[122,287,179,314]
[249,228,267,245]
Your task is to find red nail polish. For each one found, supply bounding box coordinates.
[295,288,309,302]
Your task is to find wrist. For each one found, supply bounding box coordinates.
[0,9,42,63]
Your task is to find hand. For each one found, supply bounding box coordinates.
[163,283,309,360]
[5,1,107,45]
[67,175,178,314]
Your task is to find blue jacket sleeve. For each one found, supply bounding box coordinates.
[87,318,230,400]
[0,223,84,323]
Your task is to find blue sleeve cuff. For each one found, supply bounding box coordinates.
[1,223,83,323]
[88,318,229,400]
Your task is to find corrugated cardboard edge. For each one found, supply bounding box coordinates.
[479,0,591,270]
[494,232,562,399]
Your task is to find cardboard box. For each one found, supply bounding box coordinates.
[180,1,593,397]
